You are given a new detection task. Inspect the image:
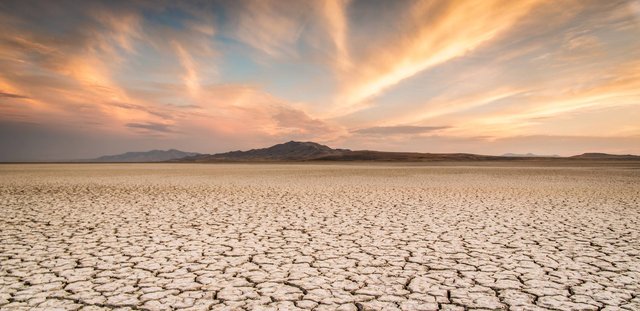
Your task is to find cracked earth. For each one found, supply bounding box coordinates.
[1,164,639,311]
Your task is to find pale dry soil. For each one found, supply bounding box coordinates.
[1,164,639,311]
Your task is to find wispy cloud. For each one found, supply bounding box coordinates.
[173,42,201,96]
[126,122,173,133]
[352,125,449,136]
[226,1,306,57]
[319,0,351,71]
[0,91,29,99]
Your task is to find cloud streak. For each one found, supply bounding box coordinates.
[352,125,449,136]
[173,42,201,96]
[319,0,351,71]
[0,91,29,99]
[126,122,173,133]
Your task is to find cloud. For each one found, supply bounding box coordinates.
[225,1,307,57]
[0,1,219,136]
[0,91,29,99]
[352,125,449,136]
[273,106,337,137]
[340,2,640,140]
[565,34,601,51]
[173,41,201,96]
[126,122,173,133]
[219,0,353,69]
[331,0,544,115]
[108,102,173,120]
[318,0,351,71]
[389,88,525,127]
[190,84,345,142]
[463,60,640,135]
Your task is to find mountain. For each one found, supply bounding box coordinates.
[86,149,200,162]
[178,141,507,162]
[83,143,640,163]
[502,153,560,157]
[316,150,502,161]
[570,153,640,160]
[181,141,349,162]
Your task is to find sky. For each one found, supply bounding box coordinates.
[1,0,639,161]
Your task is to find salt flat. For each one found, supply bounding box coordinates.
[1,163,639,311]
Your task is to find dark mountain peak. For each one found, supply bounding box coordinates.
[182,141,350,161]
[283,140,317,146]
[268,141,334,152]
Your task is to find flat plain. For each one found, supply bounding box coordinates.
[1,163,639,311]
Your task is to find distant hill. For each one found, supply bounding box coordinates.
[181,141,349,161]
[502,153,559,157]
[570,153,640,160]
[71,143,640,163]
[316,150,503,161]
[178,141,509,162]
[86,149,200,162]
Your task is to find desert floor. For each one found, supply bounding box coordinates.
[1,163,639,311]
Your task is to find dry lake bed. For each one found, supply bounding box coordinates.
[1,163,639,311]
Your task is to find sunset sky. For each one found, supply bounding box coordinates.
[1,0,639,160]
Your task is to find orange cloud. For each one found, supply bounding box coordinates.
[0,2,230,139]
[173,42,201,96]
[189,85,346,141]
[444,61,640,137]
[393,88,524,127]
[320,0,351,71]
[330,0,545,116]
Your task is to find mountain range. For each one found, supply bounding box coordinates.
[84,149,199,162]
[80,141,640,163]
[179,141,639,162]
[569,152,640,159]
[502,153,560,157]
[178,141,503,162]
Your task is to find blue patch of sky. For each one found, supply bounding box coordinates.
[214,37,262,83]
[215,40,334,105]
[141,7,192,30]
